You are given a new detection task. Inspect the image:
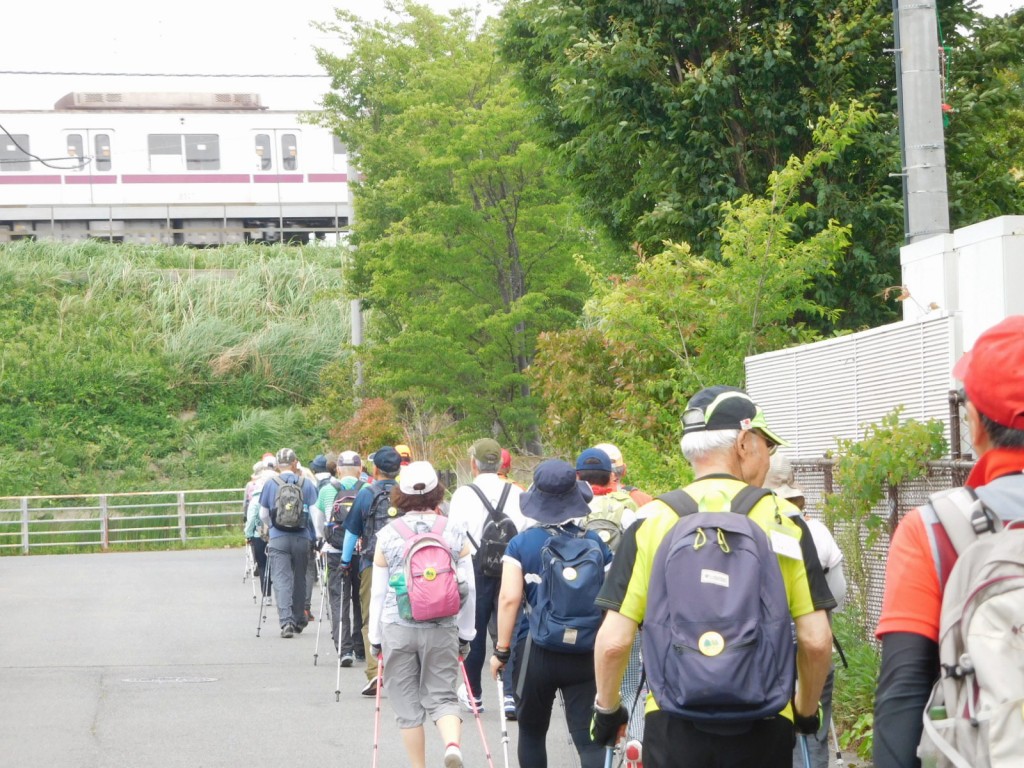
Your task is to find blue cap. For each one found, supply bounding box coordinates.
[575,447,612,473]
[370,446,402,473]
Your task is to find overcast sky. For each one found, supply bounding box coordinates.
[1,0,1019,112]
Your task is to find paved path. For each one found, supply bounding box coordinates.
[0,548,584,768]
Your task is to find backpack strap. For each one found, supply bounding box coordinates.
[922,487,1001,586]
[329,477,343,492]
[658,485,771,519]
[467,482,512,520]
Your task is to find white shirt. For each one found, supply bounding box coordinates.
[447,473,528,555]
[804,517,847,612]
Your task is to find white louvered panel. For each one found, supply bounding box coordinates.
[745,315,959,460]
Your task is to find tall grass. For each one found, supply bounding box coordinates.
[0,240,353,497]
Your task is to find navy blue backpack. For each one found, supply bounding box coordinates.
[527,526,606,654]
[642,486,796,722]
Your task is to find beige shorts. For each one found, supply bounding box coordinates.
[381,623,462,728]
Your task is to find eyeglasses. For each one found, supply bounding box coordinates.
[755,431,778,456]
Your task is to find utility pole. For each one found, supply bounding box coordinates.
[893,0,951,243]
[351,298,364,392]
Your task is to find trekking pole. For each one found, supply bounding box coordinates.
[558,690,581,768]
[255,555,271,638]
[799,733,812,768]
[246,545,257,603]
[496,671,511,768]
[313,559,329,665]
[458,654,495,768]
[603,745,615,768]
[371,652,385,768]
[334,640,344,702]
[830,715,844,768]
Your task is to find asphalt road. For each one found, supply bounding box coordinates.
[0,548,586,768]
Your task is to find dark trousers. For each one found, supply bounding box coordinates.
[465,566,500,699]
[350,565,364,657]
[514,638,605,768]
[249,538,272,596]
[644,710,794,768]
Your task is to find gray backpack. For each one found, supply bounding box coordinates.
[919,487,1024,768]
[271,476,307,532]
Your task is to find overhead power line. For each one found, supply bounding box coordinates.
[0,70,327,78]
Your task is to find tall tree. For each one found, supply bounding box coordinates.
[499,0,985,330]
[314,2,611,450]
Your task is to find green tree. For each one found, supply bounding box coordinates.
[530,104,861,487]
[499,0,982,330]
[314,2,612,451]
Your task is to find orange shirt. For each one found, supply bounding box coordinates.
[875,507,943,642]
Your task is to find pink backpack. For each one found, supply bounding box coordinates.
[393,517,462,622]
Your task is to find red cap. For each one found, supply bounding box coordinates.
[953,315,1024,430]
[500,449,512,472]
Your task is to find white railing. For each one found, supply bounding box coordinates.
[0,488,245,554]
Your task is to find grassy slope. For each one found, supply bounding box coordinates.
[0,241,351,497]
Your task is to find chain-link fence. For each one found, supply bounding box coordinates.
[791,458,975,641]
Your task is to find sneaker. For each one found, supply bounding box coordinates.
[443,744,463,768]
[456,683,484,713]
[293,622,306,634]
[340,652,355,668]
[262,596,273,606]
[361,678,379,696]
[503,694,517,721]
[355,653,366,663]
[280,623,295,638]
[624,739,643,768]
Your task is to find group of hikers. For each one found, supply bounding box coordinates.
[241,313,1024,768]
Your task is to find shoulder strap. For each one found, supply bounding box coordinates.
[429,515,447,537]
[393,518,413,542]
[468,482,512,521]
[329,477,343,491]
[928,486,1000,557]
[657,485,771,518]
[272,474,285,488]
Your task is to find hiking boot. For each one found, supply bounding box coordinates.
[443,744,463,768]
[361,678,379,696]
[340,652,355,668]
[624,739,643,768]
[503,695,517,721]
[280,623,295,638]
[457,683,484,713]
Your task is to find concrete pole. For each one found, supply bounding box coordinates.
[893,0,950,243]
[351,298,364,391]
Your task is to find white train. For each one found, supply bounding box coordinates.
[0,92,351,245]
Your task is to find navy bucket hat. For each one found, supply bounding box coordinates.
[520,459,594,525]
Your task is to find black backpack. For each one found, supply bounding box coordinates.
[325,479,364,549]
[466,483,516,579]
[360,481,396,565]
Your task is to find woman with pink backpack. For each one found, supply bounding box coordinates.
[367,461,477,768]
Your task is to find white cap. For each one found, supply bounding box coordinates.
[592,442,624,469]
[398,461,439,495]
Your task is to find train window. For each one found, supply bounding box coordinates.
[94,133,111,171]
[1,133,31,172]
[149,134,182,171]
[282,133,298,171]
[332,136,347,172]
[67,134,84,161]
[255,134,272,170]
[185,134,220,170]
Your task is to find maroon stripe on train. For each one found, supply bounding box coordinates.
[121,174,251,183]
[0,175,62,184]
[253,174,304,183]
[307,173,348,183]
[64,175,118,185]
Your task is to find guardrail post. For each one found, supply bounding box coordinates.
[99,495,109,551]
[21,497,29,555]
[178,492,188,544]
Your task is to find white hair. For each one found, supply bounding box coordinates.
[680,430,741,463]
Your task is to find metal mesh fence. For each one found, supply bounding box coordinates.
[791,459,975,641]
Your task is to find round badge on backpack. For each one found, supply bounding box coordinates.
[563,566,578,581]
[698,631,725,656]
[424,567,437,581]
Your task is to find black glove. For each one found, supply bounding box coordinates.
[458,638,472,658]
[338,560,352,576]
[589,703,628,747]
[793,705,821,735]
[371,644,382,659]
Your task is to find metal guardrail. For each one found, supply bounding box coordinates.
[0,488,244,554]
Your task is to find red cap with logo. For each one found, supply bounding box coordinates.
[953,315,1024,430]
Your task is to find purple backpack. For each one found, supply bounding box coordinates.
[393,517,462,622]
